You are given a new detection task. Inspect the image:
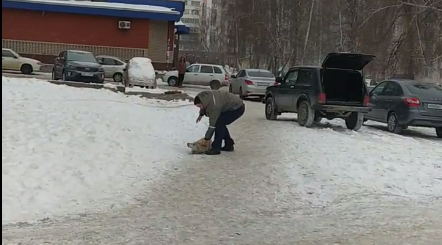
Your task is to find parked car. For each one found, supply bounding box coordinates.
[229,69,275,99]
[263,52,374,131]
[124,57,157,88]
[2,48,42,74]
[52,50,105,83]
[95,55,126,83]
[163,63,230,87]
[365,79,442,137]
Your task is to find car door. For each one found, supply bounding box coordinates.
[213,66,226,85]
[366,81,388,120]
[99,57,118,78]
[235,70,246,93]
[199,65,215,86]
[276,69,299,110]
[2,50,20,70]
[183,64,201,85]
[379,81,405,121]
[292,69,315,111]
[54,51,67,78]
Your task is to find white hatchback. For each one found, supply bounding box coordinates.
[163,63,230,87]
[2,48,42,74]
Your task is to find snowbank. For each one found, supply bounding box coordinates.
[2,77,206,224]
[127,57,156,87]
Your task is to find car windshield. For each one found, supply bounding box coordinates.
[67,51,98,63]
[406,83,442,95]
[247,71,274,78]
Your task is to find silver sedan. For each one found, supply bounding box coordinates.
[229,69,276,99]
[95,55,127,83]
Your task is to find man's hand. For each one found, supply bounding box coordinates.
[196,115,203,123]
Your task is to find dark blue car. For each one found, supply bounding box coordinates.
[366,79,442,137]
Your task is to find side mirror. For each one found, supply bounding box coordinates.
[231,74,236,78]
[275,77,283,83]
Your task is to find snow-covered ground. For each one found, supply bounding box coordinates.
[2,76,441,244]
[2,77,206,224]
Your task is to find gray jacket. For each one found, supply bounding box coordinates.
[197,90,244,139]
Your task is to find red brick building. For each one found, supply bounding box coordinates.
[2,0,185,69]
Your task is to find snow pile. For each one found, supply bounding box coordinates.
[2,77,206,224]
[127,57,156,87]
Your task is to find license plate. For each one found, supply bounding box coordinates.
[427,104,442,110]
[81,72,93,77]
[257,82,269,86]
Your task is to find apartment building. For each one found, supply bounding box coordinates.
[180,0,203,50]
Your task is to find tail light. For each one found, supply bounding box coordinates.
[273,82,280,86]
[245,80,254,85]
[318,93,326,104]
[225,73,229,81]
[363,95,370,106]
[404,97,420,107]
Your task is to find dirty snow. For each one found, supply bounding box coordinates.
[2,77,205,224]
[19,0,178,14]
[272,116,442,207]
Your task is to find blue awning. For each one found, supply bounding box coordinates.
[2,0,182,21]
[175,22,190,35]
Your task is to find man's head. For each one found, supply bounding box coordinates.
[194,95,204,108]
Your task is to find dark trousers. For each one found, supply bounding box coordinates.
[212,105,245,150]
[178,73,185,87]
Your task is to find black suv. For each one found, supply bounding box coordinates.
[52,50,105,83]
[263,53,375,131]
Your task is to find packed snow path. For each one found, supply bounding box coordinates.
[2,79,442,244]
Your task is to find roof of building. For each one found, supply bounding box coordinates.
[2,0,184,21]
[175,21,190,35]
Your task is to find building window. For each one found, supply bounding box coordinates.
[191,1,200,6]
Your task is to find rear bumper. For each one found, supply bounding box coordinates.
[244,85,267,96]
[400,112,442,127]
[313,104,371,113]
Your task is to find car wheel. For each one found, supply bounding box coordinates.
[436,127,442,138]
[345,112,364,131]
[297,101,315,127]
[62,70,67,81]
[387,112,402,134]
[168,77,178,87]
[265,97,278,120]
[20,64,33,75]
[113,73,123,83]
[51,69,59,80]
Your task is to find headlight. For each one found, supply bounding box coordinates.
[98,67,104,72]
